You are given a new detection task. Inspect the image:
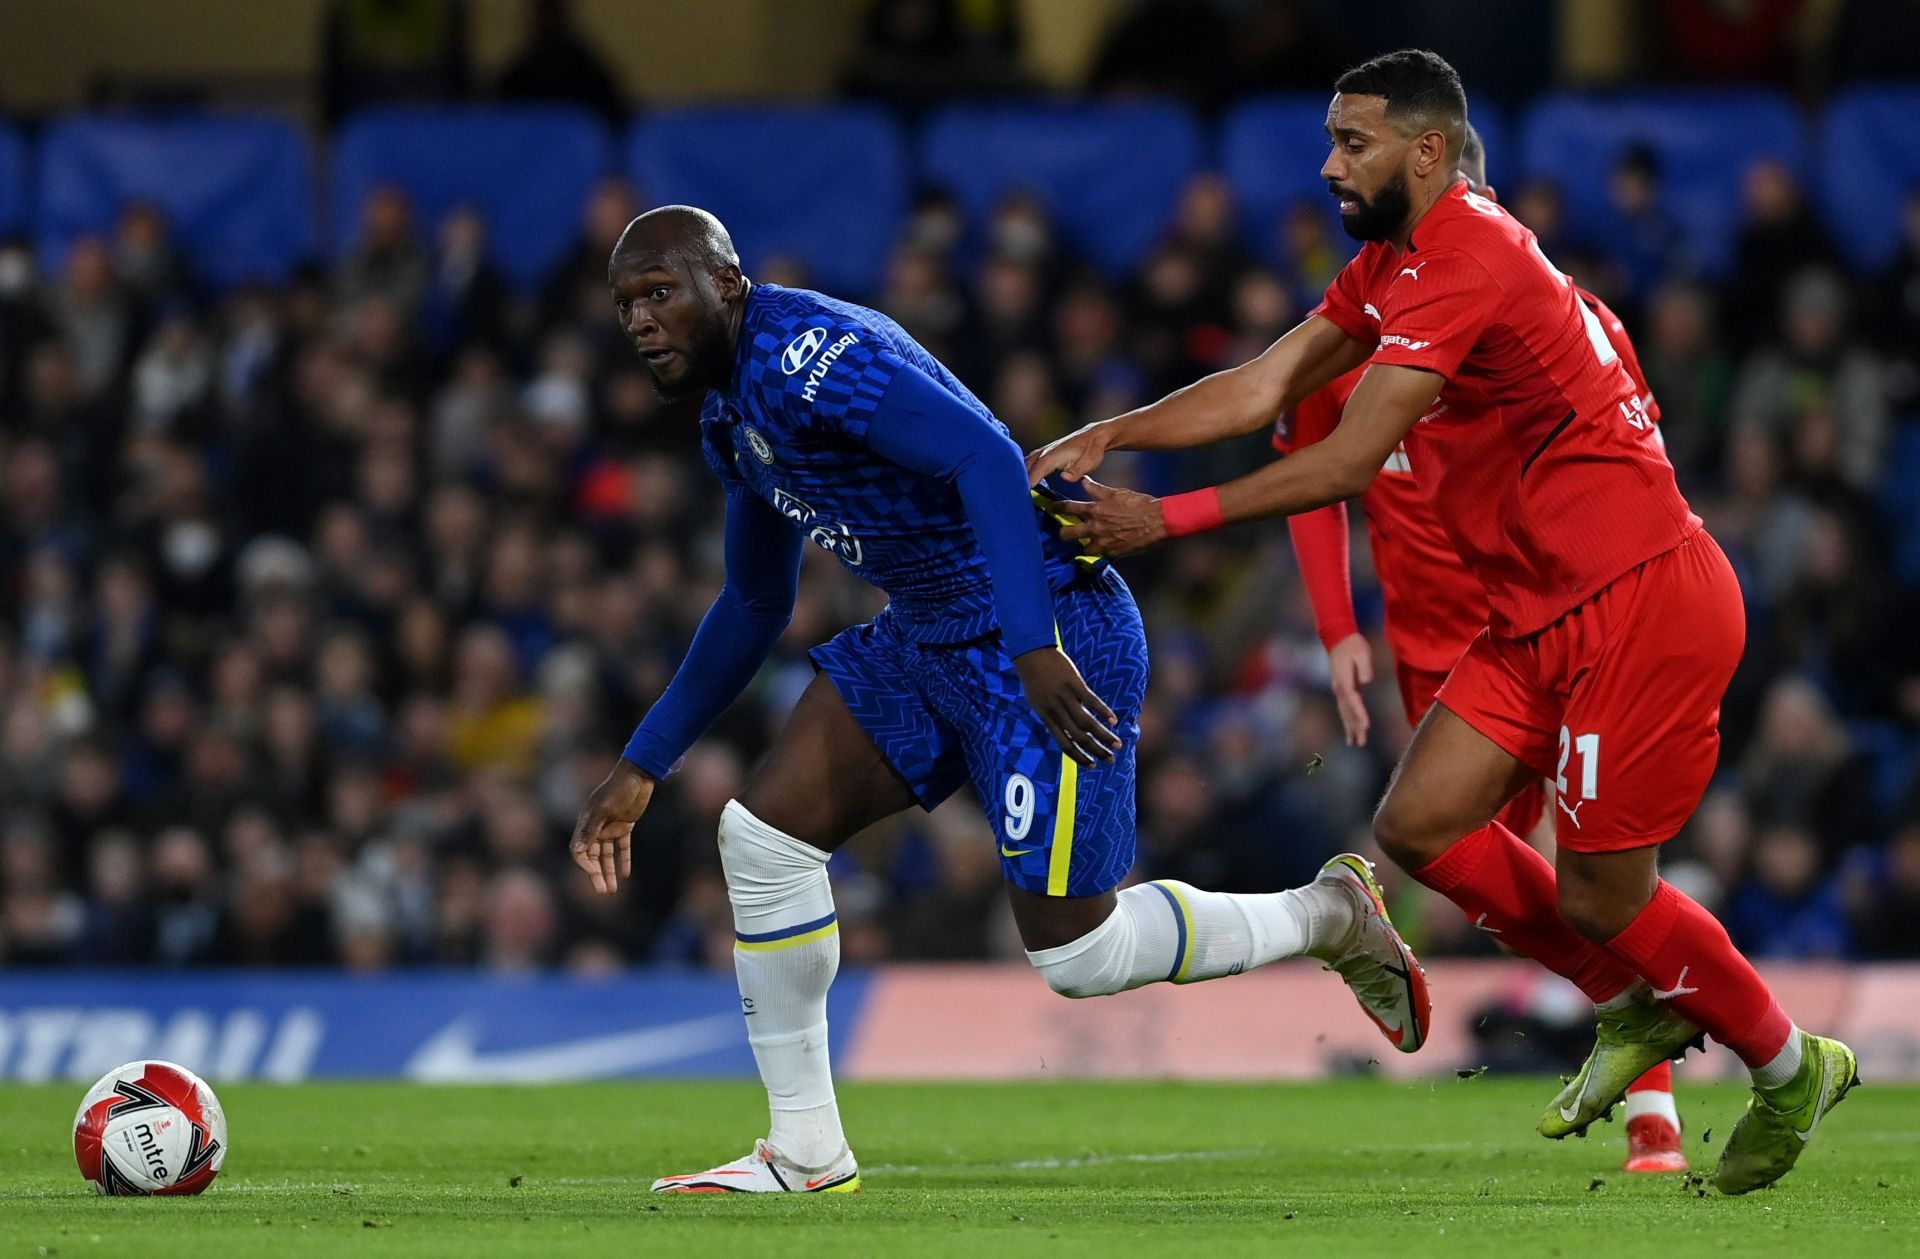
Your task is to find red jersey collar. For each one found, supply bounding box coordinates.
[1403,177,1473,255]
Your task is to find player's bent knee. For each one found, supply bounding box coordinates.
[1555,880,1622,944]
[1372,797,1448,870]
[717,799,832,908]
[1026,900,1134,999]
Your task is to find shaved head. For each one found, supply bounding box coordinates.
[609,204,739,281]
[607,204,750,399]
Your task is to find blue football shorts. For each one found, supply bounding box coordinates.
[810,568,1148,899]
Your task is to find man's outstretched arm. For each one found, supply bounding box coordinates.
[1026,315,1367,486]
[1057,363,1444,557]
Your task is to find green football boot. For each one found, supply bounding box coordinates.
[1712,1033,1859,1195]
[1539,994,1702,1139]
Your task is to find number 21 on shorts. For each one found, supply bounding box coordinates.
[1556,727,1599,827]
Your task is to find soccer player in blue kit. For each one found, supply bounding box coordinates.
[569,206,1431,1194]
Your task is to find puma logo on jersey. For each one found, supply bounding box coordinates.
[1556,797,1587,829]
[1398,261,1429,280]
[1363,302,1382,322]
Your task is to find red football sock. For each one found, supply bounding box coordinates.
[1627,1060,1673,1094]
[1603,880,1794,1068]
[1412,823,1637,1004]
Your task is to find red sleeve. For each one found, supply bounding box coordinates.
[1288,502,1359,650]
[1580,288,1662,425]
[1315,250,1380,347]
[1370,248,1496,381]
[1272,377,1345,454]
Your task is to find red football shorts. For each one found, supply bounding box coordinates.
[1433,529,1744,853]
[1398,662,1546,840]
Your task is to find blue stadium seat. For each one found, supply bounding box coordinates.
[628,106,907,299]
[1819,87,1920,273]
[36,113,312,288]
[1879,421,1920,583]
[0,120,26,236]
[921,101,1204,278]
[1222,97,1511,265]
[1221,95,1341,263]
[332,106,612,292]
[1519,91,1808,276]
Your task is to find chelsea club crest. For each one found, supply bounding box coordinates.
[744,427,775,465]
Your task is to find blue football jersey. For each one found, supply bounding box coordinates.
[698,284,1098,646]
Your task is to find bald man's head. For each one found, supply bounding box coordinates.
[608,204,739,279]
[607,205,749,398]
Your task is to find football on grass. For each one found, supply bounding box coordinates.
[73,1060,227,1196]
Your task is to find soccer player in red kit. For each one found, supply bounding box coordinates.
[1279,121,1687,1174]
[1029,49,1855,1194]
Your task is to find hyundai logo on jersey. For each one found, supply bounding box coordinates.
[781,327,828,375]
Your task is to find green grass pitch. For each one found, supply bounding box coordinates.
[3,1078,1916,1258]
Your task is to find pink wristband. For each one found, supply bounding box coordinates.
[1160,487,1226,538]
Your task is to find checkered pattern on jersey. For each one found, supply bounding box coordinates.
[698,284,1095,647]
[811,570,1148,898]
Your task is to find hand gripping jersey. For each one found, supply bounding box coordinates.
[1314,181,1696,637]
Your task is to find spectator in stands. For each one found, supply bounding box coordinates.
[1732,267,1888,493]
[1725,823,1852,958]
[445,623,542,776]
[1601,143,1686,304]
[427,207,513,351]
[112,202,194,313]
[1872,190,1920,412]
[149,826,222,966]
[878,243,966,363]
[76,829,154,965]
[1278,202,1343,309]
[1846,818,1920,958]
[1641,282,1734,482]
[1724,159,1841,352]
[495,0,626,126]
[336,186,430,315]
[322,0,470,126]
[49,237,132,400]
[1740,677,1879,860]
[841,0,1028,114]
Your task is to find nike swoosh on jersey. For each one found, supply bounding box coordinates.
[1000,844,1036,858]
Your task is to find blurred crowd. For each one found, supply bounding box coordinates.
[3,96,1920,973]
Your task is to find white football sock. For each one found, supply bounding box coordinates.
[1751,1026,1805,1091]
[719,800,846,1169]
[1025,878,1361,998]
[1625,1087,1681,1126]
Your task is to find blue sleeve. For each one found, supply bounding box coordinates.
[862,361,1058,658]
[621,483,802,779]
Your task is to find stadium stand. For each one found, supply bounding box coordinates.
[1518,90,1808,278]
[629,106,910,300]
[35,114,313,289]
[330,106,612,292]
[921,100,1204,278]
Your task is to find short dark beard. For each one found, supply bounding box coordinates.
[1339,167,1414,243]
[645,308,738,401]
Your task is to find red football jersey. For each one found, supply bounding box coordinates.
[1280,277,1664,669]
[1315,181,1695,637]
[1277,367,1483,672]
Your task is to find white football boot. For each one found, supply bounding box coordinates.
[1316,854,1433,1053]
[651,1139,860,1194]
